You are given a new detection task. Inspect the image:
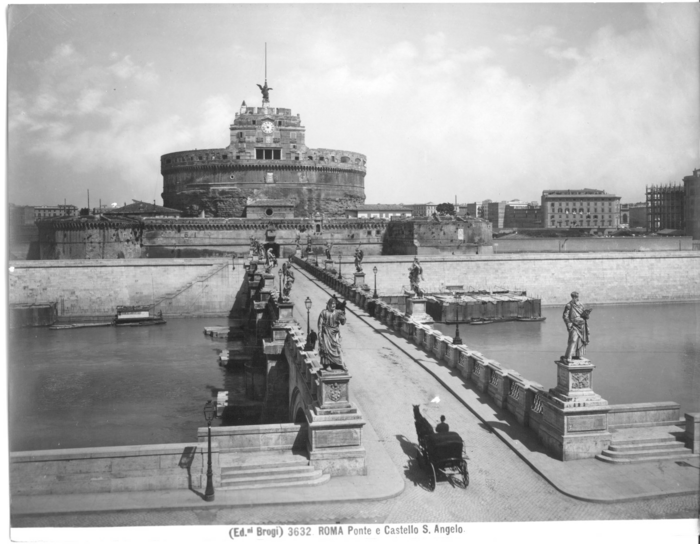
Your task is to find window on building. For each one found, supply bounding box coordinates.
[278,121,282,126]
[252,120,256,125]
[238,132,243,138]
[290,132,296,140]
[255,149,281,160]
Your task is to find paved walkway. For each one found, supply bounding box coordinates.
[10,262,700,527]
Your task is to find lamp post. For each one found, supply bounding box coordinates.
[373,266,378,299]
[278,267,283,294]
[305,297,312,335]
[338,251,343,279]
[453,321,463,345]
[203,400,216,502]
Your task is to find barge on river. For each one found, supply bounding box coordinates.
[114,305,166,326]
[425,291,544,324]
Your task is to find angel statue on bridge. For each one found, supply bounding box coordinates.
[318,296,347,371]
[354,245,364,273]
[408,257,425,298]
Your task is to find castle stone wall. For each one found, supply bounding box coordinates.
[385,219,493,255]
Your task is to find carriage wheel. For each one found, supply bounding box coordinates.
[459,460,469,489]
[429,463,437,492]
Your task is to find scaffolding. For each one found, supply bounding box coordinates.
[646,183,684,233]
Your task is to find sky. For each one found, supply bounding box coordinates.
[6,3,700,209]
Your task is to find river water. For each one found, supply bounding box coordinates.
[8,303,699,452]
[433,302,699,416]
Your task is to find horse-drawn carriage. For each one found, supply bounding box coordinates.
[413,405,469,491]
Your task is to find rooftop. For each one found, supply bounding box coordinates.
[349,204,412,211]
[105,200,181,216]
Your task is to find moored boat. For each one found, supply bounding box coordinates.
[114,306,166,326]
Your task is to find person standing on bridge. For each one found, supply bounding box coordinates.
[318,296,347,371]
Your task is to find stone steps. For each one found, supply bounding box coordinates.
[597,431,696,464]
[218,453,329,490]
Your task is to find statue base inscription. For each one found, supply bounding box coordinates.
[324,260,335,271]
[353,272,365,287]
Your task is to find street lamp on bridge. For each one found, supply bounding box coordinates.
[203,401,216,502]
[453,321,463,345]
[372,266,378,299]
[305,296,312,335]
[278,267,283,295]
[338,251,343,279]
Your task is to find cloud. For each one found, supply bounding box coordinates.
[8,44,196,203]
[358,5,700,203]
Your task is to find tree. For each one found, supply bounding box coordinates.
[436,203,455,216]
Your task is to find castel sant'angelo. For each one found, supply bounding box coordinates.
[36,79,491,260]
[161,82,367,218]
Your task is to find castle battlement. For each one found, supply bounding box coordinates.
[160,91,367,218]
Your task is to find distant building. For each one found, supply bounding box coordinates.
[465,203,482,218]
[683,169,700,240]
[346,204,412,219]
[105,200,182,218]
[620,202,647,230]
[504,202,542,229]
[541,189,620,230]
[646,183,685,233]
[410,203,437,217]
[34,204,79,219]
[487,201,509,229]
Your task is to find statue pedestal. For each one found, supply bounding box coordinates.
[276,301,294,323]
[306,370,367,476]
[406,297,433,324]
[537,357,611,460]
[324,260,334,271]
[295,249,302,257]
[353,272,365,287]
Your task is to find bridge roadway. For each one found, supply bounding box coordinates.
[11,261,699,531]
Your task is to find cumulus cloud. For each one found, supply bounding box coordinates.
[8,43,214,204]
[295,4,699,203]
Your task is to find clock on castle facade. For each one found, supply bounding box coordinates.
[160,88,367,218]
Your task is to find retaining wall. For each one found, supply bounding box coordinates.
[10,442,217,496]
[8,258,244,318]
[493,237,693,253]
[331,252,700,305]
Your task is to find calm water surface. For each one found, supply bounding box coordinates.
[9,318,238,451]
[8,303,699,452]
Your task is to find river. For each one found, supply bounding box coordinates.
[8,303,699,452]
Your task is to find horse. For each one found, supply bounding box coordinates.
[413,404,435,454]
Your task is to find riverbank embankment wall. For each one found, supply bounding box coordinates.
[9,252,699,316]
[493,237,693,253]
[8,258,243,318]
[340,251,700,305]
